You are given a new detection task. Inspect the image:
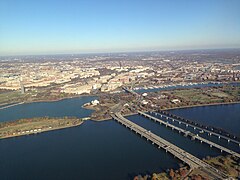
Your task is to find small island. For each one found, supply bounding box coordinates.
[0,117,84,139]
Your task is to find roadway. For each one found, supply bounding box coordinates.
[111,112,228,179]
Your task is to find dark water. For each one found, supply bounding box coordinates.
[0,96,97,122]
[0,120,179,180]
[0,96,239,179]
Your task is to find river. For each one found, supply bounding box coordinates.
[0,96,239,180]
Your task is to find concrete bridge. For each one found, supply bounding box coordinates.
[155,111,240,146]
[123,86,240,146]
[138,111,240,158]
[111,112,228,179]
[122,86,140,97]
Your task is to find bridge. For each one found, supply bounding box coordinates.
[111,112,228,179]
[155,111,240,146]
[122,86,140,97]
[123,86,240,146]
[138,111,240,158]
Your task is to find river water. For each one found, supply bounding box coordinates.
[0,96,239,180]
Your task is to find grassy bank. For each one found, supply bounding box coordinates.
[0,117,84,140]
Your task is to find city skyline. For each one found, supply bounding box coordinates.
[1,0,240,56]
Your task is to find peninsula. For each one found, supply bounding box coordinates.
[0,117,86,139]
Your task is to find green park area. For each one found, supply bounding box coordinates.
[0,117,83,139]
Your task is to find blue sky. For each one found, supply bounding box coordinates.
[0,0,240,55]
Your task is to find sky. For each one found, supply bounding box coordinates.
[0,0,240,56]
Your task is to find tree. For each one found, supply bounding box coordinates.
[169,169,175,179]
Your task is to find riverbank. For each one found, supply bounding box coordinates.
[0,117,84,140]
[85,101,240,122]
[0,93,97,110]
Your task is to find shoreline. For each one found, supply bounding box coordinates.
[1,81,239,110]
[87,101,240,122]
[0,94,97,110]
[0,120,84,140]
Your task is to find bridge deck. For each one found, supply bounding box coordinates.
[139,111,240,158]
[155,111,240,146]
[111,113,227,179]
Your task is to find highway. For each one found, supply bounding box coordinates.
[111,112,228,179]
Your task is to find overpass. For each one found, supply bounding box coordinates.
[138,111,240,158]
[111,112,228,179]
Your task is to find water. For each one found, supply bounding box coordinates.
[136,82,240,94]
[0,120,179,180]
[0,96,97,122]
[0,96,239,179]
